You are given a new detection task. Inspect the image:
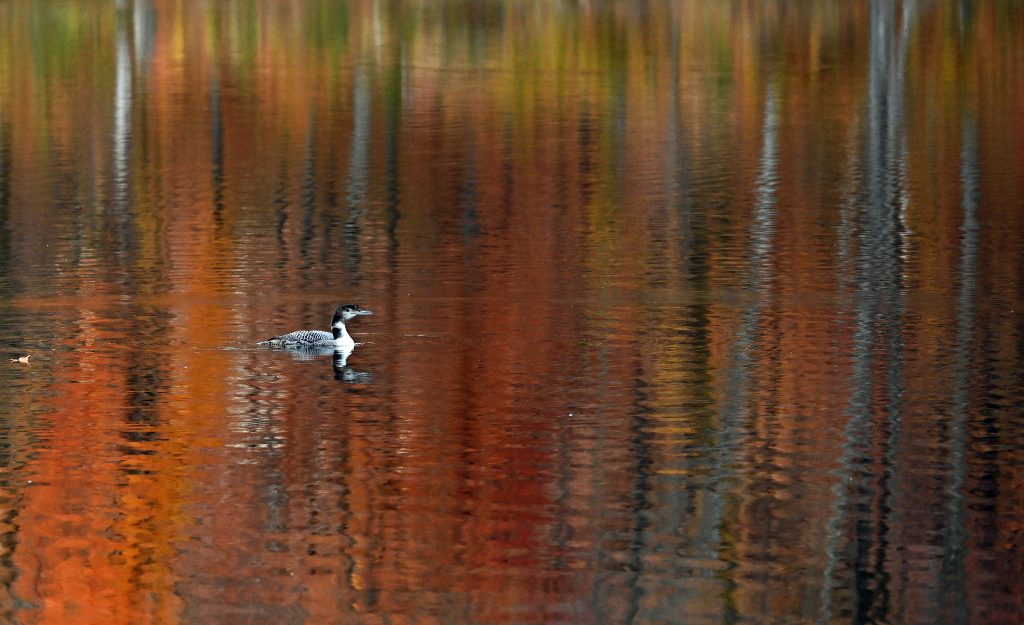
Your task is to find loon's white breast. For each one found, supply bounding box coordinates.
[259,304,372,347]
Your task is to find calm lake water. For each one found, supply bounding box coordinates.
[1,1,1023,624]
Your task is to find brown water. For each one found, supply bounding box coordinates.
[1,1,1023,624]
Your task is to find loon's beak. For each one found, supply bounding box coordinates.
[357,309,372,316]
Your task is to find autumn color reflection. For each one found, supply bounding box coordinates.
[0,1,1022,624]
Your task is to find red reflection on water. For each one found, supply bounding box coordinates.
[0,1,1022,625]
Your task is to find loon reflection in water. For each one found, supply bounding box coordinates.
[280,343,373,382]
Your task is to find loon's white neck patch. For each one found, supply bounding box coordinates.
[333,322,354,345]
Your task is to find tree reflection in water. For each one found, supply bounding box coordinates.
[0,2,1021,625]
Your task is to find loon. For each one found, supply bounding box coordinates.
[259,304,372,348]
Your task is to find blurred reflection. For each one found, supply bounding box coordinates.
[0,2,1021,625]
[333,360,373,384]
[113,7,131,203]
[344,67,371,283]
[259,343,373,382]
[938,112,978,625]
[820,3,914,623]
[712,80,780,617]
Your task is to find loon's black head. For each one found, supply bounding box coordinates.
[332,304,373,327]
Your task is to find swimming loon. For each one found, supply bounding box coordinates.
[259,304,372,348]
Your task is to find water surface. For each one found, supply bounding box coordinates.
[1,1,1023,624]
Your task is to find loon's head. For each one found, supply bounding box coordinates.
[332,304,373,328]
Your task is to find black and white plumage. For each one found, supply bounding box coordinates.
[259,304,372,348]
